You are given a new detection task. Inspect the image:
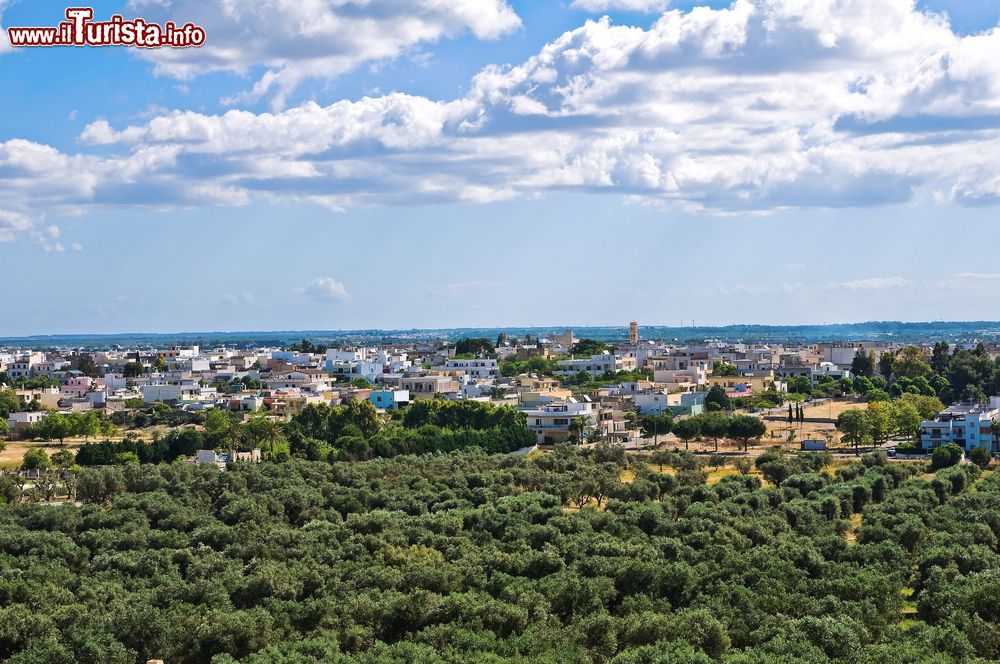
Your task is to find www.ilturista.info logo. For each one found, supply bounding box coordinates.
[7,7,205,48]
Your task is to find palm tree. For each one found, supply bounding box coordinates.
[568,417,588,445]
[248,417,286,455]
[223,420,250,451]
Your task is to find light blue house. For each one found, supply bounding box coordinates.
[920,401,998,451]
[369,389,410,411]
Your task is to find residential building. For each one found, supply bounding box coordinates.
[15,387,61,409]
[260,390,326,417]
[705,371,784,395]
[597,405,638,444]
[61,376,95,398]
[369,390,410,411]
[920,401,999,452]
[400,375,461,398]
[142,380,218,404]
[519,389,575,408]
[264,368,334,393]
[194,448,263,468]
[555,352,637,378]
[7,411,45,435]
[523,399,597,444]
[634,392,681,415]
[6,352,45,379]
[442,358,499,379]
[548,330,576,346]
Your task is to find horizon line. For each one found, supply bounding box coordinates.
[3,319,1000,342]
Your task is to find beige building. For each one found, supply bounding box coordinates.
[400,375,461,398]
[705,371,784,394]
[523,400,598,444]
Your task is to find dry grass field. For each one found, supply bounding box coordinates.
[0,423,193,469]
[763,399,864,449]
[0,440,84,469]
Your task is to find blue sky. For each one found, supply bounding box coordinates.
[2,0,1000,335]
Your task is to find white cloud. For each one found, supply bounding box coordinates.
[30,224,68,252]
[124,0,521,109]
[831,277,913,291]
[0,210,31,243]
[223,291,256,305]
[300,276,348,302]
[5,0,1000,226]
[0,0,11,53]
[571,0,670,12]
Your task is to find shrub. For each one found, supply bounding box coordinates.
[21,447,50,470]
[969,445,992,470]
[930,444,963,471]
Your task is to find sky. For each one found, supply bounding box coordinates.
[2,0,1000,335]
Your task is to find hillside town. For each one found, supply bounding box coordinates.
[4,324,1000,463]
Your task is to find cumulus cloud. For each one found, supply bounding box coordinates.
[124,0,521,109]
[300,277,349,302]
[0,136,245,243]
[570,0,670,12]
[0,210,31,243]
[5,0,1000,230]
[29,224,67,252]
[223,291,256,305]
[0,0,11,53]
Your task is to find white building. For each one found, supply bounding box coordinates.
[195,448,263,468]
[7,411,45,434]
[634,392,680,415]
[555,352,637,378]
[443,358,499,379]
[264,369,334,393]
[6,352,46,379]
[163,346,200,358]
[810,362,853,385]
[142,380,218,404]
[522,399,598,444]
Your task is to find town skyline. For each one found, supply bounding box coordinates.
[8,320,1000,350]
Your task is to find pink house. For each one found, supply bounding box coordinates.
[61,376,94,398]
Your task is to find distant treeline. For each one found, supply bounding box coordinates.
[11,320,1000,350]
